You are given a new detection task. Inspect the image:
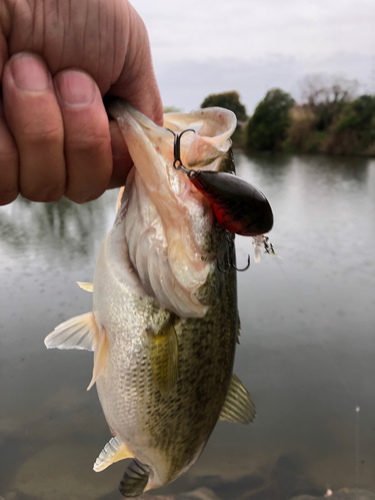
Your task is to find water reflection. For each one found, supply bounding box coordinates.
[0,192,117,263]
[1,156,375,499]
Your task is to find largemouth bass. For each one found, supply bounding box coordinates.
[45,102,256,497]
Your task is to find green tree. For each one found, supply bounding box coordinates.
[324,95,375,154]
[200,91,247,122]
[246,88,295,151]
[336,95,375,134]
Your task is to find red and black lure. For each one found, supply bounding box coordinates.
[167,128,274,271]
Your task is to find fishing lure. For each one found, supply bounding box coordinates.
[167,129,273,238]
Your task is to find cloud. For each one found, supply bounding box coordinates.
[133,0,375,63]
[155,53,373,113]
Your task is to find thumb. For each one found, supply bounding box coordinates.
[108,3,163,128]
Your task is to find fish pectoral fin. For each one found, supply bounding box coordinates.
[87,326,109,391]
[219,373,256,424]
[119,459,150,498]
[44,312,98,352]
[147,321,179,396]
[94,437,134,472]
[76,281,93,292]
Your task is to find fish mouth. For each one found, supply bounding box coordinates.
[162,107,237,170]
[108,101,237,191]
[107,102,237,318]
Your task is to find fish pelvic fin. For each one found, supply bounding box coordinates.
[94,436,134,472]
[44,312,98,351]
[76,281,93,292]
[87,326,109,391]
[119,459,150,498]
[147,318,179,397]
[219,373,256,424]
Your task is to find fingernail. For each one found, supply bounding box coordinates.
[56,71,95,107]
[11,54,50,91]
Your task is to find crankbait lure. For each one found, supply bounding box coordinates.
[167,128,273,237]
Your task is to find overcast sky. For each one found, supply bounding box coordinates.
[131,0,375,113]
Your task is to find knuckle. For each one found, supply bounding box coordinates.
[21,125,63,148]
[68,133,110,153]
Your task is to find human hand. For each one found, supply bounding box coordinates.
[0,0,163,205]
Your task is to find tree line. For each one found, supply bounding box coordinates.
[200,80,375,156]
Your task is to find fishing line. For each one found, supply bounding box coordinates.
[270,253,289,283]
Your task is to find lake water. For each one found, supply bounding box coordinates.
[0,152,374,500]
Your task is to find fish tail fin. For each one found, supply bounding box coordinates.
[119,459,150,498]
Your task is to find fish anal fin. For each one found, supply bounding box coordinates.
[76,281,93,292]
[147,320,178,397]
[44,312,98,352]
[94,437,134,473]
[87,326,109,391]
[119,459,150,497]
[219,373,256,424]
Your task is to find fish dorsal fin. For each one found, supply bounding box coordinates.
[44,312,98,352]
[219,373,256,424]
[120,459,150,497]
[94,436,134,472]
[147,319,179,396]
[76,281,93,292]
[87,326,109,391]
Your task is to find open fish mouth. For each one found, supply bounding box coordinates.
[107,101,238,318]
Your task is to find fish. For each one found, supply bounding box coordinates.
[44,101,256,497]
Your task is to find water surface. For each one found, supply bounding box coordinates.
[1,153,374,500]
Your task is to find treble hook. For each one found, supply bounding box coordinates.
[166,128,251,274]
[236,254,251,272]
[228,235,250,272]
[166,128,198,178]
[217,232,251,273]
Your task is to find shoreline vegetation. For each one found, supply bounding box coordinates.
[197,82,375,157]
